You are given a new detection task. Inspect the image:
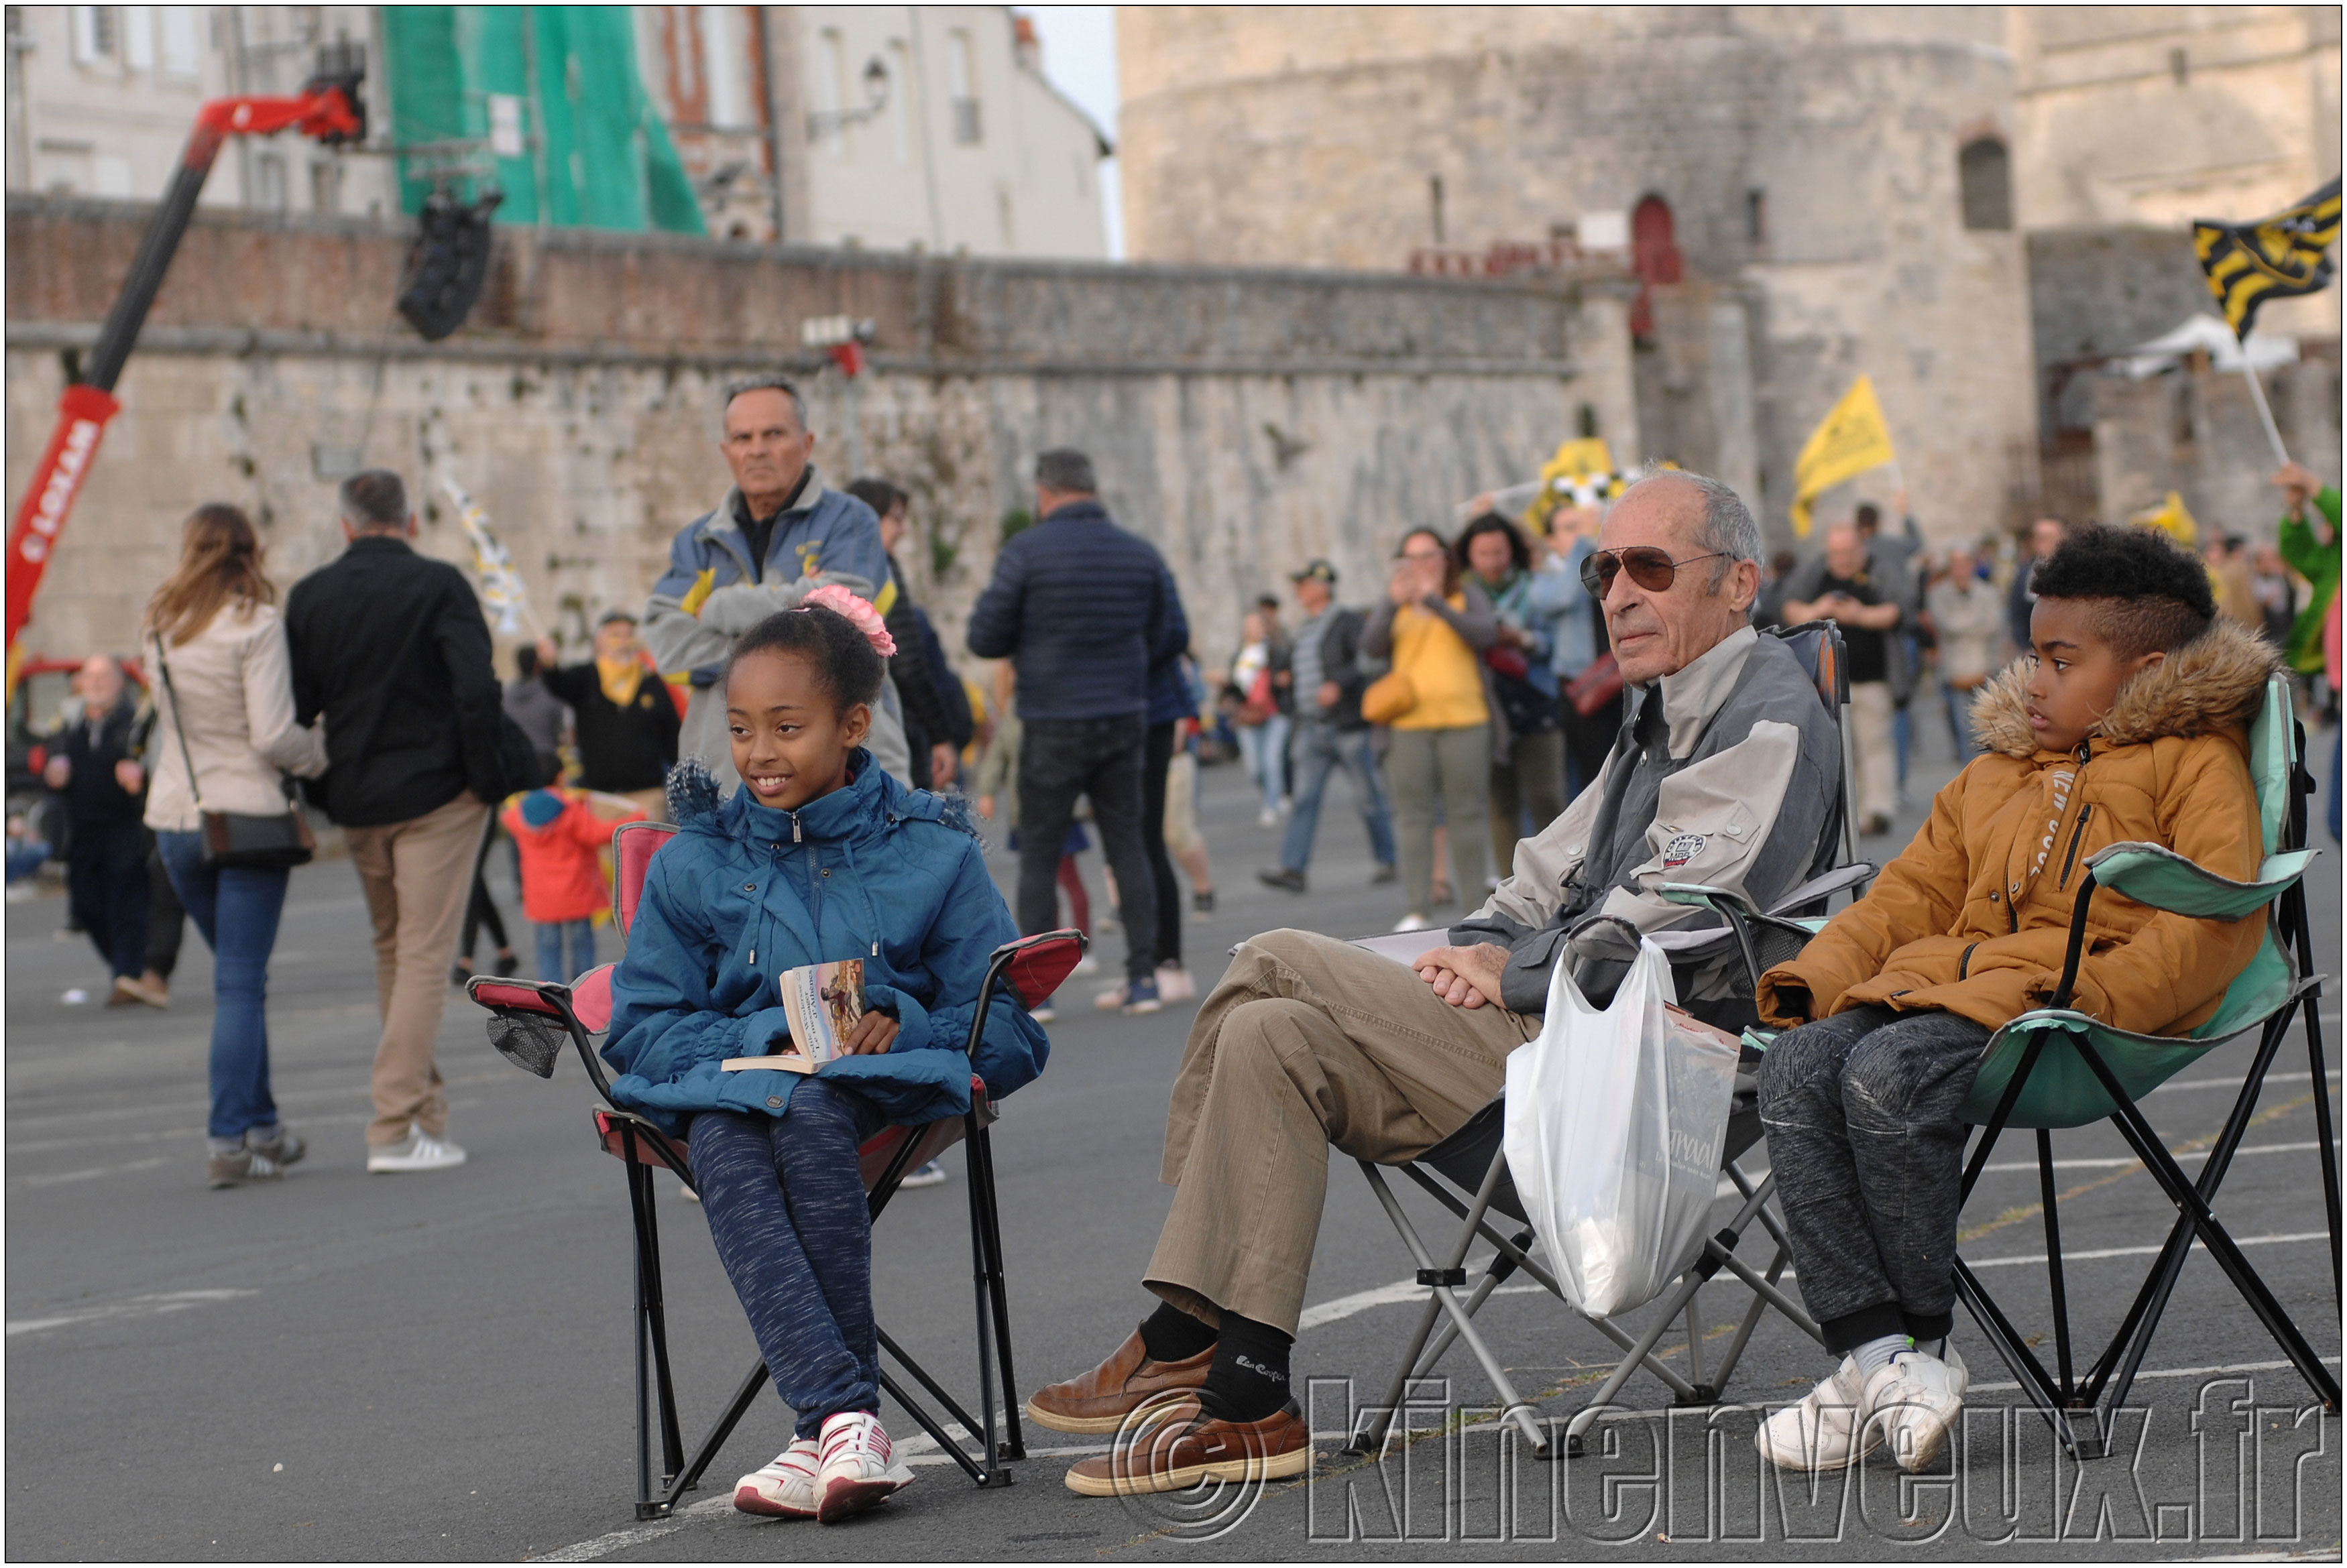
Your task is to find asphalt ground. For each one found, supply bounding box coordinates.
[6,709,2340,1562]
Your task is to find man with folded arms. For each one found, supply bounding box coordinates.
[1032,471,1843,1495]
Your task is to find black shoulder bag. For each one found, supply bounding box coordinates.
[154,638,316,869]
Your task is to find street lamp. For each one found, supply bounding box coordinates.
[807,56,890,141]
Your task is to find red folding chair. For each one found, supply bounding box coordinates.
[467,817,1086,1518]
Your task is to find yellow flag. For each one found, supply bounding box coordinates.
[1790,375,1896,538]
[1524,437,1615,532]
[2132,491,2198,547]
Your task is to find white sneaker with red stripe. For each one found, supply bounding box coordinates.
[732,1438,820,1518]
[815,1411,914,1522]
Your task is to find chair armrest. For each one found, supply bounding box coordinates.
[2083,843,2311,922]
[1659,882,1755,920]
[1764,861,1877,916]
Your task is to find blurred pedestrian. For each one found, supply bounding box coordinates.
[536,610,679,821]
[2275,461,2340,685]
[1857,499,1923,798]
[44,654,155,1005]
[2206,534,2262,630]
[1783,523,1902,835]
[1257,559,1393,894]
[139,503,326,1187]
[1162,701,1218,917]
[501,786,645,981]
[1528,502,1623,802]
[137,833,184,1005]
[288,469,510,1174]
[1923,544,2000,759]
[503,643,570,782]
[1364,526,1496,932]
[2252,542,2299,657]
[1754,548,1800,631]
[2006,516,2066,656]
[848,477,964,791]
[972,662,1096,1020]
[1225,608,1292,827]
[1457,512,1562,876]
[967,448,1174,1014]
[1099,562,1199,1010]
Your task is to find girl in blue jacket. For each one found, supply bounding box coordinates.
[603,591,1047,1524]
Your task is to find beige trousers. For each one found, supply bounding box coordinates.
[1848,680,1897,827]
[345,791,490,1145]
[1145,928,1540,1335]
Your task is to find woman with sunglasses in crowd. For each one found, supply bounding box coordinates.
[1360,526,1498,932]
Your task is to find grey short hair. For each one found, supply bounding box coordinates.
[720,373,807,431]
[1625,469,1762,571]
[339,469,408,531]
[1035,448,1098,495]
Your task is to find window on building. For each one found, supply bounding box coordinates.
[1745,187,1766,246]
[252,151,288,210]
[121,3,151,69]
[1958,137,2012,231]
[2169,46,2188,85]
[948,27,980,144]
[1629,194,1680,341]
[1428,174,1445,245]
[699,3,744,127]
[809,27,847,156]
[310,158,340,213]
[996,185,1015,250]
[885,42,911,164]
[157,5,201,78]
[71,5,119,66]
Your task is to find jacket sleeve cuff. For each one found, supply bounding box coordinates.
[863,983,933,1054]
[736,1007,797,1060]
[1497,928,1568,1014]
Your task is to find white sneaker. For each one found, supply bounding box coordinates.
[1876,1345,1968,1473]
[1093,980,1131,1011]
[1391,912,1432,933]
[815,1411,914,1522]
[367,1129,468,1174]
[1155,964,1198,1004]
[1031,1002,1056,1024]
[734,1437,821,1518]
[1256,806,1280,829]
[1754,1355,1900,1473]
[899,1159,949,1189]
[1070,953,1101,977]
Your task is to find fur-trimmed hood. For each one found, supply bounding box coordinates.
[1969,616,2279,760]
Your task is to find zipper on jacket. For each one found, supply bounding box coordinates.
[1958,941,1981,981]
[2057,802,2095,889]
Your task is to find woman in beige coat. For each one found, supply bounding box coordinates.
[143,504,326,1188]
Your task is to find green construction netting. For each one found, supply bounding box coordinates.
[384,6,705,235]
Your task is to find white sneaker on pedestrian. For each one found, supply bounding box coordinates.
[1876,1345,1968,1473]
[1070,953,1101,977]
[1754,1355,1898,1473]
[734,1437,821,1518]
[367,1129,469,1174]
[1154,963,1198,1003]
[899,1158,949,1189]
[1256,806,1280,829]
[1093,979,1131,1011]
[815,1411,914,1522]
[1391,912,1432,933]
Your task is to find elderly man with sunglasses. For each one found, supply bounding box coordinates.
[1026,469,1845,1501]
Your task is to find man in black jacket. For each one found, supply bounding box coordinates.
[286,469,505,1174]
[967,448,1172,1013]
[533,610,680,819]
[43,654,154,1004]
[1257,560,1396,893]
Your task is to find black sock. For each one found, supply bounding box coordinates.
[1139,1301,1216,1364]
[1198,1311,1292,1423]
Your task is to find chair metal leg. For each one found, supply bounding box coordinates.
[878,1325,1005,1485]
[627,1158,657,1518]
[1953,1260,2094,1457]
[969,1123,1025,1461]
[2036,1129,2077,1404]
[962,1115,1012,1487]
[654,1357,770,1516]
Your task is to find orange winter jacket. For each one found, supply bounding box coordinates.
[1758,618,2277,1038]
[502,791,646,925]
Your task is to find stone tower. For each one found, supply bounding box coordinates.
[1117,6,2045,544]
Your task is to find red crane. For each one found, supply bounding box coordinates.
[4,70,365,672]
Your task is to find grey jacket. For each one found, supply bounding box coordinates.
[1450,626,1841,1012]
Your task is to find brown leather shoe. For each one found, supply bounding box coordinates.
[1064,1400,1312,1496]
[1024,1328,1213,1435]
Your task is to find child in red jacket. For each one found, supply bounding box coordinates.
[501,787,646,981]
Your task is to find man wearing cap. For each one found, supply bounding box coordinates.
[1257,559,1395,894]
[535,609,681,821]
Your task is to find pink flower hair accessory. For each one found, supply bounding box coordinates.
[800,583,897,656]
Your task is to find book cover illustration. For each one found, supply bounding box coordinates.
[721,959,865,1075]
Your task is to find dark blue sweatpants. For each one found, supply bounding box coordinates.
[689,1081,888,1439]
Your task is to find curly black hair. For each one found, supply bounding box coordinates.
[725,604,886,712]
[2029,522,2216,658]
[1453,511,1532,577]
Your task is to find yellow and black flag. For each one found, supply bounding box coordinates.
[2193,178,2342,340]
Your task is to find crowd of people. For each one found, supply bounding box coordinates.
[7,364,2341,1520]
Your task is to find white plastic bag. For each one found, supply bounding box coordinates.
[1501,937,1741,1318]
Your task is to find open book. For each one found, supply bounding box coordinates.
[721,959,865,1075]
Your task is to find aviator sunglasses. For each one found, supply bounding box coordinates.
[1579,546,1729,597]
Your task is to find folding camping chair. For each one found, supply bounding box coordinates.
[465,817,1089,1518]
[1946,671,2340,1457]
[1345,621,1874,1461]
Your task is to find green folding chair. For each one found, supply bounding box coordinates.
[1951,672,2339,1455]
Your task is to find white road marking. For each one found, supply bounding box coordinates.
[528,1495,732,1562]
[2154,1069,2340,1095]
[6,1288,257,1337]
[1978,1139,2328,1173]
[1966,1354,2343,1396]
[15,1156,169,1187]
[1959,1229,2332,1270]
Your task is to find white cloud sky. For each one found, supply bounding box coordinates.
[1017,5,1124,259]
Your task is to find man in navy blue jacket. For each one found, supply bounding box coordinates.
[968,450,1175,1013]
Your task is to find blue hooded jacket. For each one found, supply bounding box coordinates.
[602,754,1047,1137]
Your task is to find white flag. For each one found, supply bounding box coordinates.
[441,475,534,636]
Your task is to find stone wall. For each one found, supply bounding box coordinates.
[5,195,1629,678]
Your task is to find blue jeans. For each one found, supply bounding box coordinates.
[1236,715,1291,812]
[1941,681,1981,761]
[1279,721,1396,873]
[689,1082,889,1438]
[534,918,595,981]
[154,831,290,1141]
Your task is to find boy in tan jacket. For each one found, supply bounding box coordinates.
[1752,524,2276,1476]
